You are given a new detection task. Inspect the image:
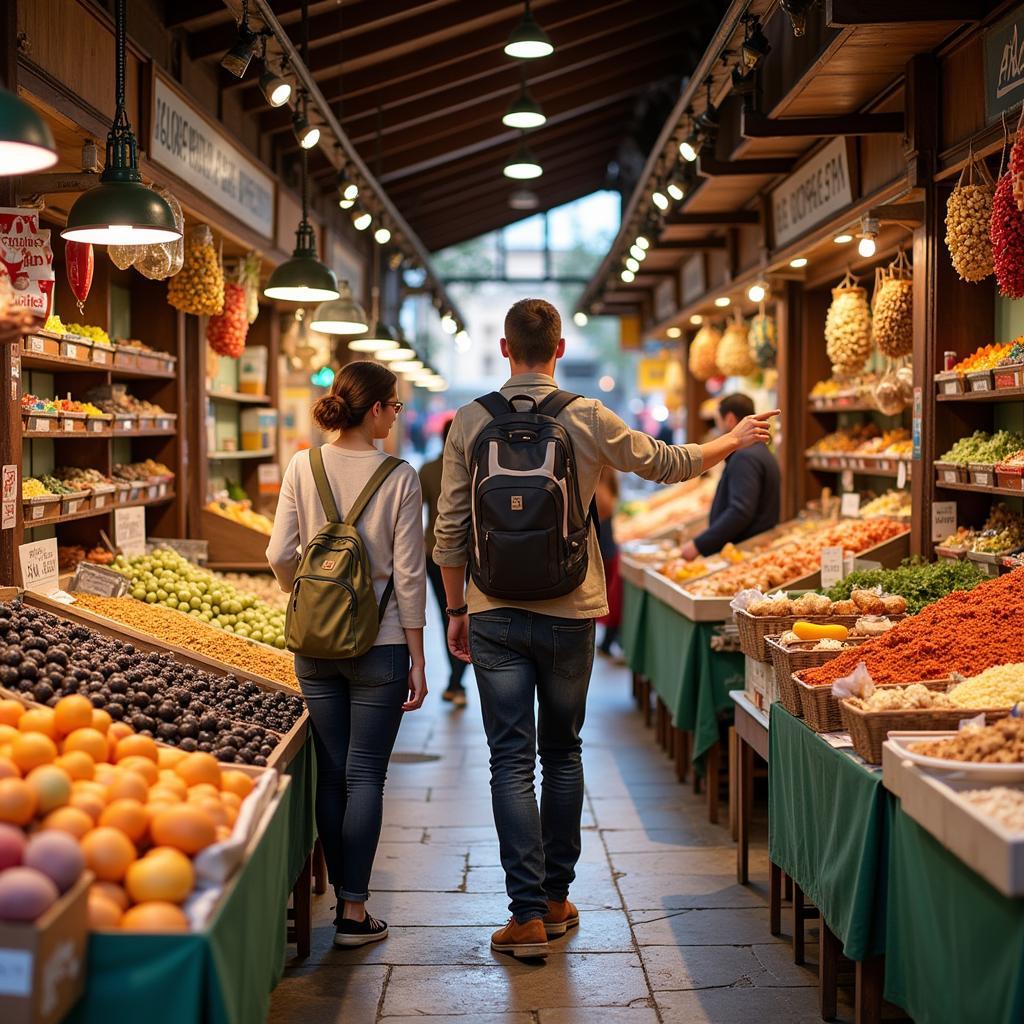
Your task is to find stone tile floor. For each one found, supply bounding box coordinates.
[267,623,849,1023]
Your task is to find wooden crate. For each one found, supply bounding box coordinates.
[201,508,273,566]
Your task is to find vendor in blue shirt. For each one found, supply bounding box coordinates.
[679,392,781,561]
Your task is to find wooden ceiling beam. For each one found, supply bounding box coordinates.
[664,211,760,226]
[696,154,795,177]
[824,0,985,24]
[648,238,727,251]
[741,110,905,138]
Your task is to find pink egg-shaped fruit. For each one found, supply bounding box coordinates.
[0,867,59,921]
[0,824,26,872]
[23,831,84,893]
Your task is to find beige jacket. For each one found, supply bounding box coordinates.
[433,372,704,618]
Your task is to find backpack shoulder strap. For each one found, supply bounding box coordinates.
[309,446,341,523]
[474,392,513,419]
[537,389,582,419]
[344,455,404,526]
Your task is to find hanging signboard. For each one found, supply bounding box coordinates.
[637,357,669,394]
[0,208,55,318]
[985,7,1024,123]
[770,138,853,248]
[149,71,275,240]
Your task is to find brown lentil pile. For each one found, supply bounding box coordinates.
[70,593,300,691]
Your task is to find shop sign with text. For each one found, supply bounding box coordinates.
[985,7,1024,122]
[770,138,853,248]
[149,72,275,239]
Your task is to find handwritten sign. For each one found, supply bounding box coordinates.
[1,464,16,530]
[932,501,957,543]
[820,546,845,588]
[69,562,129,597]
[897,460,908,489]
[114,506,146,557]
[18,538,59,594]
[840,492,861,518]
[770,138,853,247]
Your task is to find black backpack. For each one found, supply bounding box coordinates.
[469,389,597,601]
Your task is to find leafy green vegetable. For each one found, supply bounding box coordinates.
[823,557,988,614]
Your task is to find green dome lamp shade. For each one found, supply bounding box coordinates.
[348,321,399,353]
[503,137,542,180]
[504,0,554,59]
[264,220,339,302]
[376,345,417,362]
[312,279,372,336]
[502,79,546,129]
[62,0,179,245]
[0,88,58,175]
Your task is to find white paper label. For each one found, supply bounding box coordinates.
[67,499,82,514]
[19,537,59,594]
[64,343,77,359]
[114,506,146,556]
[820,546,845,588]
[63,418,74,431]
[35,417,49,432]
[89,419,103,432]
[840,492,860,517]
[94,348,108,363]
[974,377,990,391]
[31,504,44,519]
[1,465,16,530]
[932,501,957,542]
[28,335,43,353]
[897,460,908,488]
[0,948,33,996]
[841,468,854,491]
[118,419,130,431]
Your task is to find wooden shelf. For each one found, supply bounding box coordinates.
[23,427,176,440]
[936,386,1024,403]
[24,493,176,529]
[806,456,913,479]
[208,448,276,460]
[935,480,1024,498]
[807,400,885,414]
[205,389,272,405]
[21,351,175,380]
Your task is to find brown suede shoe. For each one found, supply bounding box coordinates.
[490,917,549,959]
[542,898,579,937]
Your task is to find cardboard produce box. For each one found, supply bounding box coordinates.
[0,873,90,1024]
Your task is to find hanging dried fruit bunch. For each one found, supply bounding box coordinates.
[167,224,224,315]
[873,250,913,359]
[1012,110,1024,212]
[748,312,777,369]
[207,281,248,358]
[991,173,1024,299]
[717,316,756,377]
[945,153,994,282]
[688,324,721,381]
[825,273,871,376]
[240,251,262,324]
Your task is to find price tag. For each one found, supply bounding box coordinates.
[912,386,923,460]
[69,562,129,597]
[932,501,957,542]
[257,462,281,492]
[840,469,854,492]
[114,506,146,556]
[0,948,33,996]
[27,336,44,354]
[33,417,49,432]
[820,546,845,588]
[64,343,77,360]
[897,460,908,488]
[150,538,209,564]
[63,418,75,431]
[840,492,861,517]
[974,377,990,392]
[18,537,59,594]
[30,504,44,520]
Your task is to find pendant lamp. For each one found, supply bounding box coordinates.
[504,0,554,59]
[0,88,57,174]
[503,74,546,129]
[311,278,369,335]
[377,345,416,362]
[503,136,542,179]
[63,0,179,245]
[344,284,395,349]
[265,121,339,303]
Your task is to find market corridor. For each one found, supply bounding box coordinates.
[267,623,836,1023]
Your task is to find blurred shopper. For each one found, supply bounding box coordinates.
[267,361,427,949]
[594,466,621,658]
[433,299,778,959]
[419,417,469,707]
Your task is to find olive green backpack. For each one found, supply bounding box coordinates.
[285,447,403,659]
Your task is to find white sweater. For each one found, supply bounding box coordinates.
[266,445,426,647]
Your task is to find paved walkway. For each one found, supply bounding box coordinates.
[268,618,842,1022]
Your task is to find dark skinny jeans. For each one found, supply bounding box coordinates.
[469,609,595,923]
[296,644,408,917]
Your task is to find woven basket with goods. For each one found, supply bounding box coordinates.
[825,271,871,376]
[688,324,721,381]
[945,150,994,282]
[748,312,777,369]
[717,315,756,377]
[872,250,913,359]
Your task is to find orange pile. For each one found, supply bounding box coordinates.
[0,695,255,933]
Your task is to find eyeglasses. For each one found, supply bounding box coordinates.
[383,401,404,413]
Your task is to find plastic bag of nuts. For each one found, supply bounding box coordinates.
[688,323,722,381]
[872,251,913,358]
[168,223,225,316]
[748,312,777,369]
[825,272,872,376]
[717,315,756,376]
[945,152,994,283]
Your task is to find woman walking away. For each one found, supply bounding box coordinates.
[267,360,427,948]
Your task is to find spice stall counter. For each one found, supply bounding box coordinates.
[622,576,649,677]
[68,777,292,1024]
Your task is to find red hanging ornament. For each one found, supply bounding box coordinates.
[991,174,1024,298]
[65,240,94,315]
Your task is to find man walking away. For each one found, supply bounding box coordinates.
[433,299,777,959]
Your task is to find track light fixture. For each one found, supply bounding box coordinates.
[260,66,291,107]
[0,88,57,174]
[626,257,640,273]
[620,269,635,283]
[635,236,650,250]
[781,0,814,37]
[651,184,669,211]
[504,0,554,59]
[667,165,687,202]
[352,209,372,231]
[739,15,771,74]
[374,225,392,245]
[629,244,646,262]
[292,106,320,150]
[221,0,258,78]
[679,129,699,163]
[573,312,588,327]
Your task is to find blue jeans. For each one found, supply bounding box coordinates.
[296,644,408,914]
[469,609,595,922]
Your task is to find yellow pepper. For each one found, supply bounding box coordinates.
[793,620,849,642]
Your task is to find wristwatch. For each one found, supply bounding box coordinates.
[445,604,468,617]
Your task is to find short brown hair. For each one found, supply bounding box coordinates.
[504,298,561,366]
[312,360,397,431]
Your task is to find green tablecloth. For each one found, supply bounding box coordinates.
[622,579,648,675]
[69,777,293,1024]
[283,732,317,886]
[767,705,890,961]
[884,805,1024,1024]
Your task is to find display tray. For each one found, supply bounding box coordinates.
[90,341,115,366]
[24,593,306,770]
[59,336,93,362]
[22,411,58,432]
[22,333,60,357]
[934,371,965,396]
[934,460,967,485]
[882,738,1024,897]
[619,554,649,589]
[60,490,92,516]
[994,361,1024,390]
[643,566,733,621]
[965,369,994,393]
[968,462,997,488]
[794,676,954,734]
[22,494,61,523]
[765,635,870,717]
[200,507,273,565]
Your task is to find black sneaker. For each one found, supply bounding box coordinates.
[333,913,388,948]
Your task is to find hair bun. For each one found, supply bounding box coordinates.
[313,392,351,431]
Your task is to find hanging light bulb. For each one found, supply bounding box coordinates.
[625,257,640,273]
[679,131,699,163]
[503,137,542,179]
[349,323,398,352]
[857,215,879,258]
[377,346,417,362]
[63,0,179,245]
[440,313,458,335]
[292,109,320,150]
[573,311,588,327]
[667,167,687,202]
[221,0,258,78]
[352,209,372,231]
[747,281,767,303]
[0,88,57,175]
[504,0,554,59]
[690,314,703,326]
[392,359,424,373]
[630,244,646,262]
[651,186,669,211]
[502,77,547,129]
[833,233,853,245]
[667,327,682,339]
[635,236,650,250]
[311,277,370,336]
[374,226,392,245]
[620,269,635,283]
[427,379,449,392]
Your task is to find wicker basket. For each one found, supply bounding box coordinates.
[737,610,905,664]
[797,675,959,734]
[841,690,1011,764]
[765,636,870,716]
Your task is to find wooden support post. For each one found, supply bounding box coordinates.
[728,726,738,842]
[674,727,689,783]
[819,922,841,1021]
[656,697,667,749]
[737,737,754,882]
[706,740,720,824]
[855,955,885,1024]
[312,838,327,896]
[793,882,806,964]
[642,678,653,728]
[290,853,313,960]
[769,861,783,936]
